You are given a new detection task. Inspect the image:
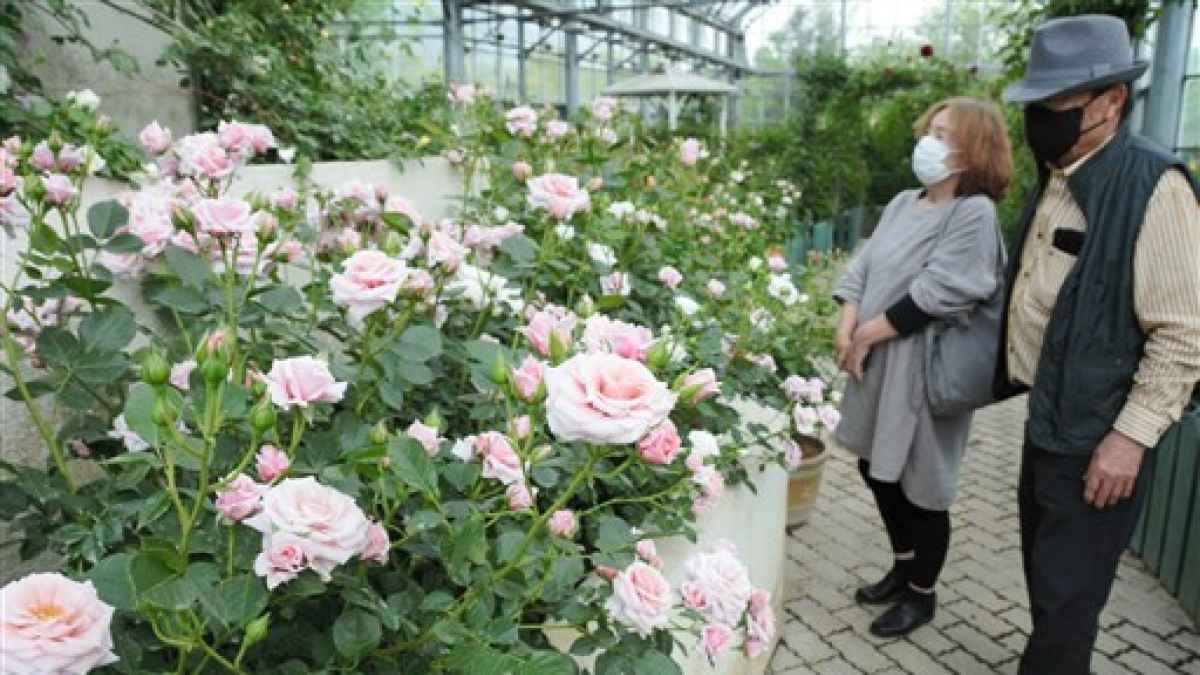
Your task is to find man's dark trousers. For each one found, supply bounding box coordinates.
[1017,433,1156,675]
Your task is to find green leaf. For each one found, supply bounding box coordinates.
[443,515,487,584]
[140,561,217,611]
[164,245,212,290]
[149,285,209,313]
[104,233,146,253]
[74,351,130,385]
[395,359,434,386]
[0,481,32,518]
[525,650,578,675]
[396,324,442,362]
[35,327,79,367]
[79,306,136,352]
[86,552,137,611]
[388,438,438,497]
[199,574,269,633]
[332,609,381,662]
[88,200,128,239]
[136,491,171,530]
[633,650,681,675]
[378,380,405,411]
[500,234,538,264]
[444,644,520,675]
[595,516,632,552]
[257,286,304,314]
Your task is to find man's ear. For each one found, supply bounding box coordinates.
[1107,84,1129,121]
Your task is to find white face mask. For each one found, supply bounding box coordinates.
[911,135,959,187]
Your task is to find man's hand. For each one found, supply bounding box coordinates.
[1084,431,1147,509]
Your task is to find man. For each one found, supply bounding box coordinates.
[996,15,1200,675]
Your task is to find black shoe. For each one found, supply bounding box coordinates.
[869,588,936,638]
[855,566,909,606]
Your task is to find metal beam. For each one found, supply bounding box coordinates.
[565,22,581,111]
[443,0,466,82]
[1143,0,1194,149]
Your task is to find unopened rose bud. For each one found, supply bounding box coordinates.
[383,231,404,257]
[423,408,443,430]
[369,421,390,445]
[646,341,670,372]
[202,357,228,385]
[491,352,509,386]
[141,351,170,386]
[151,397,178,427]
[249,399,276,433]
[243,614,270,648]
[587,176,603,192]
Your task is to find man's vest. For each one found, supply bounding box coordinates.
[994,123,1200,455]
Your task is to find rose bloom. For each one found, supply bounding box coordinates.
[767,249,788,273]
[592,96,618,121]
[192,198,253,236]
[693,466,725,504]
[637,420,682,465]
[686,430,720,472]
[506,483,534,511]
[254,532,310,589]
[681,580,708,612]
[636,539,663,568]
[256,444,290,482]
[139,120,172,154]
[522,307,577,358]
[683,542,754,626]
[783,438,804,471]
[55,144,85,172]
[510,415,532,441]
[401,269,434,298]
[95,250,143,280]
[0,167,18,196]
[545,120,571,139]
[271,186,299,210]
[447,81,476,105]
[706,279,726,298]
[214,473,266,522]
[817,404,842,432]
[330,249,407,324]
[582,314,653,362]
[605,562,672,638]
[42,174,77,205]
[658,266,683,289]
[360,521,390,565]
[682,368,720,404]
[600,271,631,297]
[545,352,676,445]
[548,509,578,538]
[512,160,533,182]
[0,573,118,674]
[176,132,235,179]
[744,596,776,658]
[680,138,703,166]
[505,105,538,137]
[475,431,523,485]
[406,420,442,456]
[793,405,818,436]
[31,141,56,171]
[426,230,467,272]
[265,356,347,410]
[169,359,196,390]
[597,127,619,146]
[244,477,371,580]
[702,623,735,660]
[527,173,590,220]
[512,355,546,402]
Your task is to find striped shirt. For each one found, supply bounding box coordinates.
[1006,138,1200,449]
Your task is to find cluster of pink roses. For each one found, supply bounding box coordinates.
[0,572,118,674]
[526,172,591,221]
[681,541,776,660]
[782,375,841,437]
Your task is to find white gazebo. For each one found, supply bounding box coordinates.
[603,68,739,137]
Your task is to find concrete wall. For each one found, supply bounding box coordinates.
[21,1,196,138]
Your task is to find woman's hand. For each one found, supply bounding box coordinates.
[834,304,859,370]
[844,315,900,382]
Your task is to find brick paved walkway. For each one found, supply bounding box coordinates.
[768,396,1200,674]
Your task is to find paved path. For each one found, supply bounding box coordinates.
[768,396,1200,674]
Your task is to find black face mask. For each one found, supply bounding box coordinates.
[1024,95,1107,167]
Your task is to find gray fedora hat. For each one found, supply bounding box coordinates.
[1003,14,1148,104]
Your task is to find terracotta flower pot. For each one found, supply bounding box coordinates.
[786,435,827,527]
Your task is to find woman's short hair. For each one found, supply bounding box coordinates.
[913,97,1013,201]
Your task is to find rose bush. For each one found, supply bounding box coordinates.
[0,87,837,672]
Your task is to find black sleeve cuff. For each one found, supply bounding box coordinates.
[885,294,935,336]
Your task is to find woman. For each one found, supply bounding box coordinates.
[831,97,1012,638]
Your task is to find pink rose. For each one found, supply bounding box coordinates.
[244,477,371,580]
[638,420,682,465]
[384,195,423,227]
[271,187,299,210]
[782,376,825,404]
[254,532,310,589]
[605,562,672,637]
[247,124,275,154]
[475,431,523,485]
[426,230,466,272]
[522,307,577,358]
[545,120,571,139]
[592,96,618,122]
[360,521,390,565]
[97,252,144,278]
[682,542,753,625]
[330,249,407,324]
[42,174,77,205]
[406,420,442,456]
[745,599,776,658]
[264,356,347,410]
[749,588,771,613]
[681,580,708,612]
[336,227,360,253]
[512,355,546,402]
[55,144,85,172]
[548,509,577,538]
[256,444,290,482]
[512,161,533,182]
[447,81,476,105]
[0,573,118,674]
[681,368,720,404]
[506,483,533,511]
[767,250,787,273]
[170,359,196,390]
[600,271,631,297]
[217,120,257,155]
[401,269,434,298]
[214,474,266,522]
[702,623,735,660]
[693,466,725,502]
[31,141,55,171]
[505,106,538,137]
[680,138,703,166]
[545,352,676,445]
[582,314,653,362]
[139,120,172,154]
[636,539,663,568]
[657,266,683,289]
[783,439,803,470]
[276,240,304,263]
[192,198,253,236]
[817,404,841,432]
[0,167,18,196]
[706,279,726,298]
[527,173,590,220]
[510,415,532,441]
[793,405,818,436]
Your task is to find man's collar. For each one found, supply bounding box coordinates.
[1052,131,1119,178]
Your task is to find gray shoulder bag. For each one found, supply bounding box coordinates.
[923,199,1007,418]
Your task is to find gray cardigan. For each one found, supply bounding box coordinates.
[832,190,1001,510]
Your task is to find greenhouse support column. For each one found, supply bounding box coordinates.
[1143,0,1195,149]
[668,91,678,132]
[720,97,728,138]
[517,16,527,102]
[565,22,581,113]
[606,34,615,85]
[443,0,465,83]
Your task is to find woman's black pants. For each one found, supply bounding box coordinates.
[858,460,951,590]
